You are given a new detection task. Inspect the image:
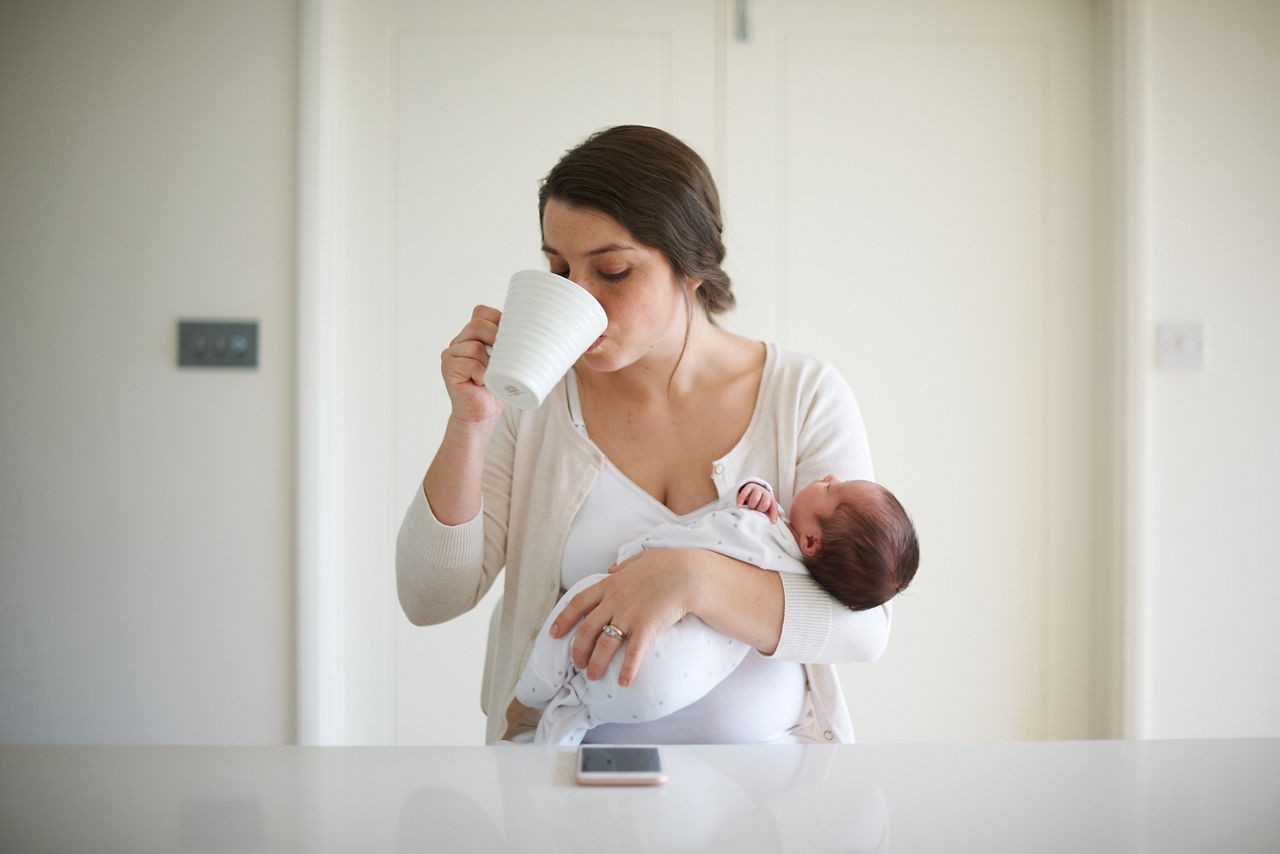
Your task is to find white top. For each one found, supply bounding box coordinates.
[520,478,813,744]
[529,375,808,744]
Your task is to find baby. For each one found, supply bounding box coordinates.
[516,475,919,744]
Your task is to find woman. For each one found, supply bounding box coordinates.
[397,125,891,744]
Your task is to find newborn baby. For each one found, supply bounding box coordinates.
[516,476,918,744]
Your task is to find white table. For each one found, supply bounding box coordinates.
[2,740,1277,852]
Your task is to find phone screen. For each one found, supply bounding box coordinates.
[578,746,663,774]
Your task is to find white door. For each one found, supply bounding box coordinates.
[387,0,721,745]
[721,0,1104,742]
[315,0,1113,744]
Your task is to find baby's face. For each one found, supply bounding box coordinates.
[790,476,880,533]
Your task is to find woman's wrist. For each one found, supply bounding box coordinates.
[446,410,501,436]
[422,413,498,525]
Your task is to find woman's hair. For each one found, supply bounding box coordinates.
[804,486,920,612]
[538,125,735,316]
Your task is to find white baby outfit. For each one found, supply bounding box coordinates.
[515,481,807,745]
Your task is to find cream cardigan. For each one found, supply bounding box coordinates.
[396,343,892,744]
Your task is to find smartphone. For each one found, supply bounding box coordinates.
[575,745,667,786]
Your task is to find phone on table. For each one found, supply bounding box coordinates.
[575,745,667,786]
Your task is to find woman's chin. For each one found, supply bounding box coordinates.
[578,345,619,373]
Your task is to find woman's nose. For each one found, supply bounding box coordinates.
[568,275,601,300]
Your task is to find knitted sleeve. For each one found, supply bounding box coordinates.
[395,406,519,626]
[765,348,890,663]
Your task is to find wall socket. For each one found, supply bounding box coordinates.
[1155,322,1204,371]
[178,321,259,368]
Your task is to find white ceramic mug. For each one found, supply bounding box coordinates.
[484,270,608,410]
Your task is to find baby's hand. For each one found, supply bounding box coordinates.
[737,482,781,524]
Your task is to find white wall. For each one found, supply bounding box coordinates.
[0,0,297,744]
[1139,0,1280,738]
[2,0,1276,746]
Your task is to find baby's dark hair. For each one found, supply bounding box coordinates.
[803,483,919,611]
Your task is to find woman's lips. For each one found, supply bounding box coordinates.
[587,334,605,353]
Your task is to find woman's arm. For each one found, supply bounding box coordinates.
[396,487,487,626]
[396,305,509,625]
[544,534,891,685]
[423,304,505,523]
[771,572,891,663]
[548,548,783,687]
[422,415,496,525]
[775,354,891,662]
[548,352,890,684]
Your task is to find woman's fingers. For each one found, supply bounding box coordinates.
[440,305,505,422]
[570,610,607,672]
[551,574,636,679]
[466,303,503,335]
[584,624,630,683]
[549,580,604,642]
[445,307,500,363]
[440,339,490,381]
[578,614,651,686]
[554,551,696,685]
[613,627,655,688]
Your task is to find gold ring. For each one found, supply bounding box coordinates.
[601,624,625,641]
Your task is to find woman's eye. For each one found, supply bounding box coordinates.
[598,269,630,283]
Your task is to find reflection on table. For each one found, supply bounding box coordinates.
[2,739,1277,852]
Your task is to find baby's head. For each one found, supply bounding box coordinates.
[789,476,919,611]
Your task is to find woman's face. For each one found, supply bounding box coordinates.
[541,198,693,375]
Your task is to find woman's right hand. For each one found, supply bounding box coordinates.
[441,305,505,425]
[421,305,504,526]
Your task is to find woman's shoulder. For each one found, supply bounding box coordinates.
[767,342,836,372]
[756,343,862,435]
[763,342,853,396]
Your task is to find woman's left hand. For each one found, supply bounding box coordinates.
[548,548,703,688]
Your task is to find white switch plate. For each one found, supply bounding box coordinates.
[1156,322,1204,370]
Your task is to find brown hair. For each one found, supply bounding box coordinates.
[804,484,919,612]
[538,125,735,316]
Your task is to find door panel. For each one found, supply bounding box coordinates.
[723,0,1098,740]
[389,0,718,745]
[370,0,1105,743]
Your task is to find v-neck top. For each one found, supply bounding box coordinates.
[559,365,807,744]
[560,368,719,589]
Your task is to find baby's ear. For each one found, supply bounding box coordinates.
[800,533,822,557]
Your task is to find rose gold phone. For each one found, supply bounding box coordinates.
[575,746,667,786]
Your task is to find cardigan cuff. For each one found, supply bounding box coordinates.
[767,571,833,661]
[402,485,485,569]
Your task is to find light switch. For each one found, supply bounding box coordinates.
[1155,322,1204,371]
[178,320,258,368]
